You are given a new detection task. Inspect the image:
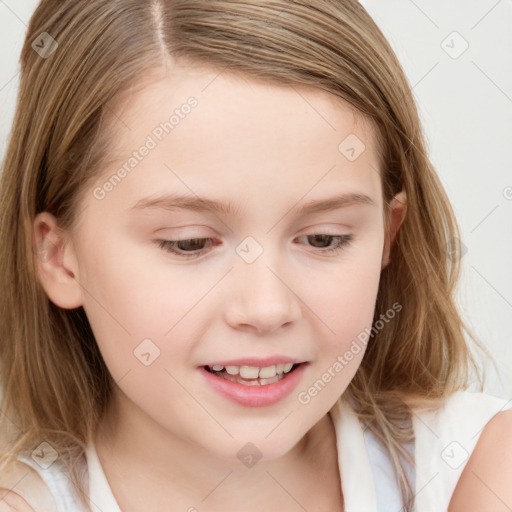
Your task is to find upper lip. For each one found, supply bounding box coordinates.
[201,356,307,367]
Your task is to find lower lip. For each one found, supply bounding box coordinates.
[199,363,308,407]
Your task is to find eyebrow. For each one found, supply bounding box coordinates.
[129,191,375,216]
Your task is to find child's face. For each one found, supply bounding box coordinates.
[36,64,403,461]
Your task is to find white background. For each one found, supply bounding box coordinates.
[1,1,511,398]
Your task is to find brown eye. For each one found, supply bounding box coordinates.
[157,238,213,258]
[295,234,353,254]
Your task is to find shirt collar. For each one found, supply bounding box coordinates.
[86,395,377,512]
[328,395,378,512]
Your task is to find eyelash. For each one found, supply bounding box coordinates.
[156,233,354,259]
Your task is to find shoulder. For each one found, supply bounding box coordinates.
[0,489,36,511]
[0,457,57,512]
[448,409,512,511]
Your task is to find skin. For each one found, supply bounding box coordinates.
[31,63,407,511]
[448,409,512,511]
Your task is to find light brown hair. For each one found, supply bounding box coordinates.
[0,1,492,509]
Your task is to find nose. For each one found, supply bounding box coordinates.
[223,253,302,334]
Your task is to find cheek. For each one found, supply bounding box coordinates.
[309,234,384,336]
[75,233,195,374]
[298,247,383,404]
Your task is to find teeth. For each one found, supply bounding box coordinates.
[208,363,297,378]
[258,365,277,378]
[240,366,259,379]
[220,372,285,386]
[225,366,239,375]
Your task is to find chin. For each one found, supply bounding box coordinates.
[205,434,300,465]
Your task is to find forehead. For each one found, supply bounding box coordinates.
[110,64,378,150]
[93,65,382,214]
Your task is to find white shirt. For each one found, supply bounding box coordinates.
[17,390,512,512]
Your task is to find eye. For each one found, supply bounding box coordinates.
[157,238,213,259]
[156,233,353,259]
[294,234,353,254]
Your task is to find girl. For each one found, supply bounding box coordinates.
[1,1,511,511]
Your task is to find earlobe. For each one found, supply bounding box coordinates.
[381,190,407,270]
[32,212,83,309]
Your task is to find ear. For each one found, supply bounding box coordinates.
[32,212,83,309]
[381,190,406,270]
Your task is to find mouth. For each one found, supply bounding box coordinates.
[199,361,309,407]
[202,362,303,386]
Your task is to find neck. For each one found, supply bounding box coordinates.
[94,388,343,511]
